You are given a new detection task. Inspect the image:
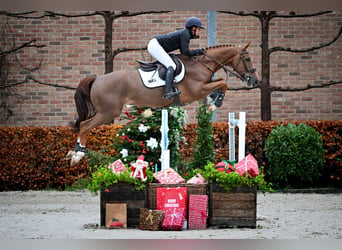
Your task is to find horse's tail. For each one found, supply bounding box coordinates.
[70,76,97,132]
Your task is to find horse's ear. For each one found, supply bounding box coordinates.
[242,41,251,51]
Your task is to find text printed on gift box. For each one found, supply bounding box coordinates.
[165,199,179,208]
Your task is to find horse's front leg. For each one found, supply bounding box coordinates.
[210,78,228,93]
[205,78,227,107]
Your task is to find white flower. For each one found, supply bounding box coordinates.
[141,108,153,118]
[170,107,179,118]
[138,124,148,133]
[120,148,128,158]
[146,137,158,150]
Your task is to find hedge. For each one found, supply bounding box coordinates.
[0,125,121,191]
[0,120,341,191]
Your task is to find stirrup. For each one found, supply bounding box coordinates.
[164,91,180,101]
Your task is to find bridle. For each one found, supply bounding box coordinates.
[235,46,258,85]
[198,46,259,87]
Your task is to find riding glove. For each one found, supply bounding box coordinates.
[193,49,205,56]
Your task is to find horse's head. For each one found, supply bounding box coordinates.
[232,42,260,87]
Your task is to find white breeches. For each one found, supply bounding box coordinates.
[147,38,176,70]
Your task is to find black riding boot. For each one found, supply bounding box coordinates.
[163,66,180,100]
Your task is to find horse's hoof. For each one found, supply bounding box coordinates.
[66,150,75,160]
[70,151,85,166]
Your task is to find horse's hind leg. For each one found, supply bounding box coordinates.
[69,112,115,166]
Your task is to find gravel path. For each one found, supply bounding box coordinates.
[0,190,341,239]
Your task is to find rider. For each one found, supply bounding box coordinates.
[147,16,205,100]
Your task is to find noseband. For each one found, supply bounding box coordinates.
[199,46,258,86]
[235,46,257,86]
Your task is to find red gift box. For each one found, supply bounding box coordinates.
[234,154,259,178]
[162,207,186,231]
[188,195,208,230]
[154,168,185,184]
[157,187,187,231]
[157,187,187,214]
[187,173,206,184]
[107,159,127,175]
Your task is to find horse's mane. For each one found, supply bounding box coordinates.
[204,44,235,50]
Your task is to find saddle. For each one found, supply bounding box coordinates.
[137,54,183,81]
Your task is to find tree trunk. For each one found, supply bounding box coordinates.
[259,12,272,121]
[104,12,113,74]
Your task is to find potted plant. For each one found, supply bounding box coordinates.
[187,161,273,228]
[88,163,154,228]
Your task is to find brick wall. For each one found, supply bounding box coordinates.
[1,11,341,126]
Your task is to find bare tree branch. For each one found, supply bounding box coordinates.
[227,80,342,92]
[0,39,46,55]
[270,80,342,92]
[270,26,342,53]
[218,11,263,18]
[227,85,259,91]
[0,11,171,19]
[0,75,77,90]
[112,47,147,58]
[272,11,333,18]
[0,11,99,19]
[219,11,333,19]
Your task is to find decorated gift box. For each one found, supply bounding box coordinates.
[186,173,206,184]
[154,168,185,184]
[138,208,165,231]
[157,187,187,230]
[107,159,127,175]
[105,203,127,229]
[162,207,186,231]
[157,187,187,214]
[188,194,208,230]
[235,154,259,178]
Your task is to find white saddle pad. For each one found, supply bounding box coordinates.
[137,61,185,89]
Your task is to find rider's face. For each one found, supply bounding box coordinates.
[192,27,201,38]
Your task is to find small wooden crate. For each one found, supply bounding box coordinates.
[147,183,208,210]
[100,183,146,228]
[209,183,257,228]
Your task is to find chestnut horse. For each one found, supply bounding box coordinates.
[67,43,259,166]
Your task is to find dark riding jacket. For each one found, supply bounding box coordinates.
[155,28,204,57]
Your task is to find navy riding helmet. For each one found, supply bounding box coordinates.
[185,16,205,29]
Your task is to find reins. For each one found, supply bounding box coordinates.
[198,46,255,83]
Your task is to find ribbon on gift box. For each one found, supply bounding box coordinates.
[191,208,208,224]
[169,208,185,229]
[146,212,155,224]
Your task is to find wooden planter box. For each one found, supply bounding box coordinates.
[100,183,146,228]
[209,183,257,228]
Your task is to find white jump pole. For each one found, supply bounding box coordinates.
[228,112,246,162]
[160,109,170,170]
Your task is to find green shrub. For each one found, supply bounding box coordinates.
[264,123,324,189]
[188,100,215,170]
